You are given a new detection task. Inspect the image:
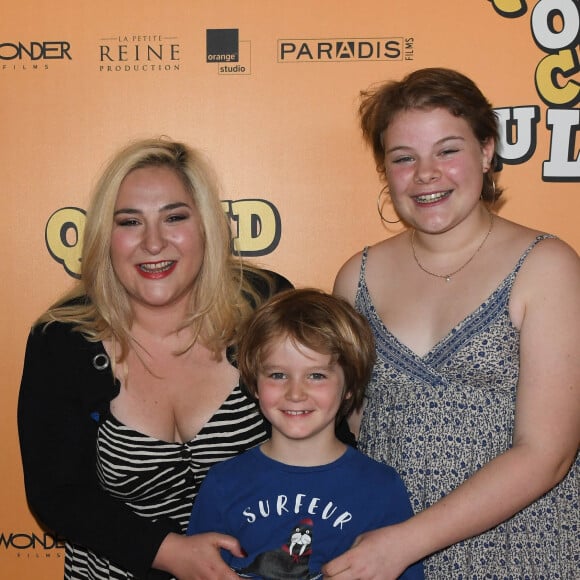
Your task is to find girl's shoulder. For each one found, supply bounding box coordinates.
[496,217,578,275]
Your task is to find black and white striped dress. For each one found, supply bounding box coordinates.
[64,384,268,579]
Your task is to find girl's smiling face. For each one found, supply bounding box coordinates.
[382,107,494,234]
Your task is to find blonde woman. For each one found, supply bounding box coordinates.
[18,138,291,579]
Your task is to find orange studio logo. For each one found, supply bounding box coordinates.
[206,29,251,75]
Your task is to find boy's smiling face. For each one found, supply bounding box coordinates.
[257,335,348,462]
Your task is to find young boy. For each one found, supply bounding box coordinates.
[187,289,424,580]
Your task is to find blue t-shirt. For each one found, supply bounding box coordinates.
[187,446,423,579]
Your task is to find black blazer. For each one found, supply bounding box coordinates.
[18,269,292,578]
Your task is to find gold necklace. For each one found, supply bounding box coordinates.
[411,212,494,282]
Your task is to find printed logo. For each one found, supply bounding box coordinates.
[45,207,85,279]
[277,37,412,62]
[0,530,65,560]
[492,0,580,182]
[207,29,239,62]
[45,200,281,278]
[0,41,72,71]
[98,33,180,72]
[206,29,251,75]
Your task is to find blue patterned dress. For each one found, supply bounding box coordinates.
[356,235,579,579]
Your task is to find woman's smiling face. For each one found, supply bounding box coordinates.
[110,165,205,313]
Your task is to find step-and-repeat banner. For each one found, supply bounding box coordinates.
[1,1,578,577]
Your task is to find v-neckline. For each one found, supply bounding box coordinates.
[358,249,521,362]
[104,382,244,445]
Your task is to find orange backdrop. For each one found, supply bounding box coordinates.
[2,1,578,577]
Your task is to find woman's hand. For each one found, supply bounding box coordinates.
[322,524,417,579]
[153,532,243,579]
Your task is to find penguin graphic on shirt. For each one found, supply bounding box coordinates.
[238,518,320,579]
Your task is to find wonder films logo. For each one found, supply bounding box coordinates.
[277,36,415,62]
[0,529,65,561]
[0,40,72,71]
[206,29,251,75]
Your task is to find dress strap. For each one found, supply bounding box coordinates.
[360,246,370,275]
[355,246,371,302]
[510,234,557,279]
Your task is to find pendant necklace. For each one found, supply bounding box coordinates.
[410,212,494,283]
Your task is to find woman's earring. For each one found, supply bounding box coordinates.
[377,185,401,224]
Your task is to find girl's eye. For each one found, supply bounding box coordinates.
[268,372,286,380]
[309,373,326,380]
[392,155,414,164]
[440,148,460,157]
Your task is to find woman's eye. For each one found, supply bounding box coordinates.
[167,213,188,223]
[117,218,140,226]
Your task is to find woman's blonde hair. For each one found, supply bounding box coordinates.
[39,137,270,360]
